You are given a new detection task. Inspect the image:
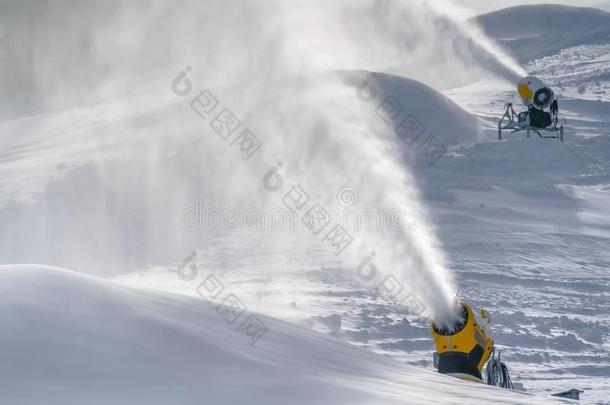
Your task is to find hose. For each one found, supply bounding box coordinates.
[485,349,514,390]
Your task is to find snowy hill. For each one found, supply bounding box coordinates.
[595,1,610,12]
[474,5,610,62]
[341,71,484,146]
[0,264,565,405]
[475,5,610,39]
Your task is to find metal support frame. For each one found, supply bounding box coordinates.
[498,103,564,142]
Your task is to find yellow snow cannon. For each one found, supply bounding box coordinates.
[431,302,494,382]
[498,75,564,141]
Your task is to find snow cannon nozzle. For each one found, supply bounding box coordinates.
[518,76,555,111]
[432,302,468,336]
[430,301,494,382]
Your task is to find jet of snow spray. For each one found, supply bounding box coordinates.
[176,0,525,324]
[426,0,526,83]
[2,0,525,325]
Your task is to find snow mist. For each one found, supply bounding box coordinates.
[1,0,525,324]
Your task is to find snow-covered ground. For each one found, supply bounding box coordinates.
[2,264,571,404]
[1,2,609,404]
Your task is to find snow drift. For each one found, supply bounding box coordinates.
[0,264,564,405]
[346,71,484,146]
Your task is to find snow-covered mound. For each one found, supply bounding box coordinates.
[342,71,484,146]
[0,264,564,405]
[474,5,610,62]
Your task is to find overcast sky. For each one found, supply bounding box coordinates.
[455,0,610,15]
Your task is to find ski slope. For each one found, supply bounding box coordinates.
[1,2,610,404]
[2,69,608,403]
[0,264,567,405]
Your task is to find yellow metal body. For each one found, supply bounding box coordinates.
[431,302,494,382]
[518,83,534,102]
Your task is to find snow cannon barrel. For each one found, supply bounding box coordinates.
[431,302,494,382]
[518,76,555,110]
